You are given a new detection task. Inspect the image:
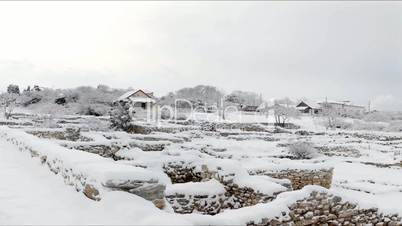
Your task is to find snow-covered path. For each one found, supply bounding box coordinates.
[0,139,187,225]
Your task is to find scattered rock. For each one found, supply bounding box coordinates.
[83,184,101,201]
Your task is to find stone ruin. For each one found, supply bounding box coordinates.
[163,163,289,214]
[247,190,402,226]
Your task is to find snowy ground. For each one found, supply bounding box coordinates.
[0,138,189,225]
[1,111,402,224]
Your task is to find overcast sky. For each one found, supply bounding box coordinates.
[0,1,401,110]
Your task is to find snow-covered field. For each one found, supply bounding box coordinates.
[1,111,401,225]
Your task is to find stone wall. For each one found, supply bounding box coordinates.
[0,129,166,209]
[216,123,269,132]
[250,168,333,190]
[128,123,194,134]
[26,129,92,142]
[222,182,277,209]
[62,140,169,159]
[317,146,362,158]
[247,191,402,226]
[163,163,283,214]
[163,162,204,184]
[165,180,278,215]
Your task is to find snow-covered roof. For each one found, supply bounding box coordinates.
[318,101,364,109]
[297,100,321,109]
[117,89,154,102]
[118,90,136,101]
[130,97,156,103]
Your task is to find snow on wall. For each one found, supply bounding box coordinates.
[0,126,169,207]
[182,186,402,225]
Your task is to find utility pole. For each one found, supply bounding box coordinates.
[368,100,371,113]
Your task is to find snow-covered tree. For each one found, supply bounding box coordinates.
[159,85,225,107]
[320,102,342,129]
[7,84,20,95]
[0,93,18,119]
[225,90,262,106]
[272,100,299,127]
[110,100,133,131]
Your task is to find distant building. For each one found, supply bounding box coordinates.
[116,89,157,118]
[318,101,365,116]
[240,105,259,112]
[296,101,322,114]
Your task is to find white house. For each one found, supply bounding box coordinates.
[318,101,365,116]
[116,89,157,119]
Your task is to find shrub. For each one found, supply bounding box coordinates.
[288,141,317,159]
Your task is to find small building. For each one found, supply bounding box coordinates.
[116,89,157,119]
[296,101,322,114]
[240,105,259,112]
[318,101,365,116]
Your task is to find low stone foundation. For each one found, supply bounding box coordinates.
[248,190,402,226]
[251,168,333,190]
[27,129,92,142]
